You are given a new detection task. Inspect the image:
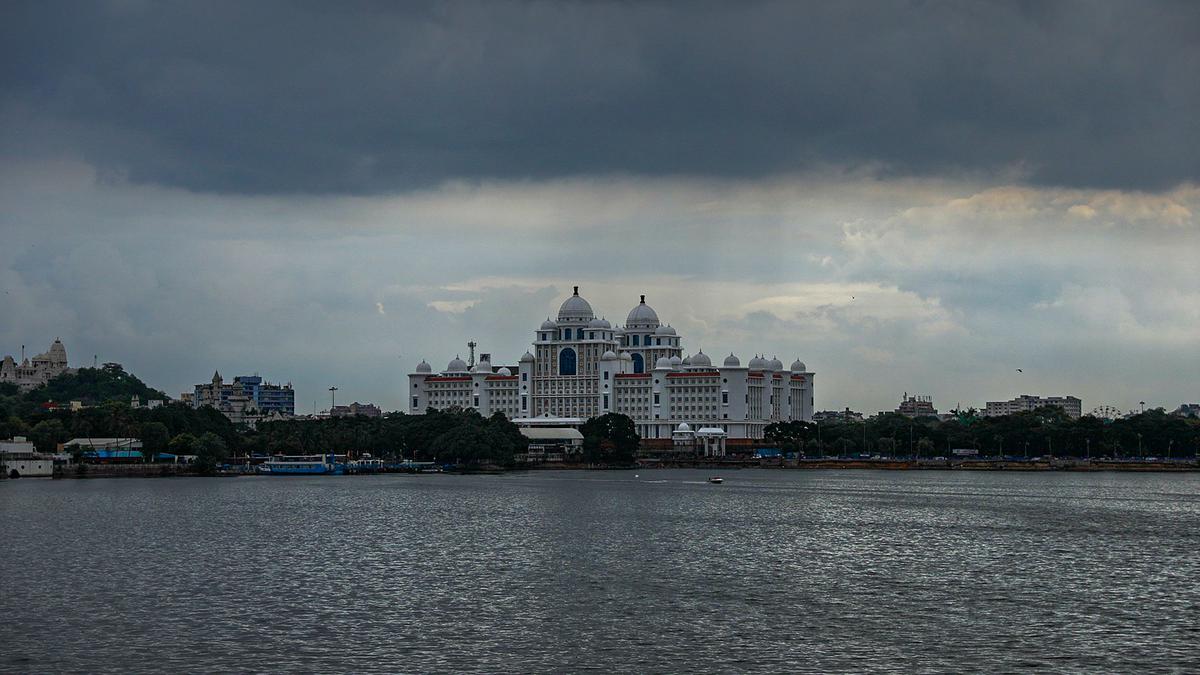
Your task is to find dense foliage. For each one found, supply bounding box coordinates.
[580,413,640,465]
[245,408,528,467]
[766,408,1200,459]
[27,364,169,407]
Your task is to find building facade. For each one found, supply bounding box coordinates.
[984,394,1082,419]
[0,339,74,393]
[896,393,938,418]
[408,287,815,440]
[192,371,295,423]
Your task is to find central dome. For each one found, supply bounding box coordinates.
[557,286,594,322]
[626,295,660,328]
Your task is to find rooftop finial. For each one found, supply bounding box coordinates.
[640,294,645,303]
[573,285,579,295]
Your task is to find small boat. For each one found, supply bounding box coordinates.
[708,476,724,484]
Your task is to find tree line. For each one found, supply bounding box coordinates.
[765,407,1200,459]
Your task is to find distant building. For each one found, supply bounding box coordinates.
[409,287,816,441]
[63,437,144,463]
[0,339,74,393]
[1,436,61,477]
[329,402,383,418]
[1171,404,1199,419]
[193,371,295,424]
[896,393,938,418]
[984,394,1082,419]
[813,408,864,423]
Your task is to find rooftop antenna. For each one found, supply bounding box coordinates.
[94,354,98,368]
[329,386,338,411]
[468,341,477,367]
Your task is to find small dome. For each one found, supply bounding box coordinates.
[677,422,692,432]
[589,317,612,329]
[447,356,468,372]
[769,356,784,371]
[655,324,676,336]
[498,367,512,376]
[626,295,660,328]
[540,319,557,330]
[723,353,740,367]
[557,286,595,322]
[748,355,768,369]
[654,356,673,369]
[690,350,712,367]
[682,355,692,366]
[791,359,807,372]
[415,360,432,373]
[669,355,682,367]
[620,352,633,361]
[519,351,536,363]
[601,350,619,361]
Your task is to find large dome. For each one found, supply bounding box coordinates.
[447,356,468,372]
[690,350,712,367]
[557,286,594,322]
[626,295,660,328]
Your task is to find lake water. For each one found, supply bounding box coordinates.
[3,469,1199,672]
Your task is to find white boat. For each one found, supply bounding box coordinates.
[708,476,723,484]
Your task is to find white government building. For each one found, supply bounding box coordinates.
[407,287,815,440]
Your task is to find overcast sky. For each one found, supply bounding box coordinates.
[2,1,1198,414]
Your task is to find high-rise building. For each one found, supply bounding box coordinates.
[193,371,295,423]
[408,287,815,440]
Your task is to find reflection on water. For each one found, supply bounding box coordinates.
[3,470,1199,672]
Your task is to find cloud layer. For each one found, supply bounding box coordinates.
[1,161,1196,413]
[3,1,1198,194]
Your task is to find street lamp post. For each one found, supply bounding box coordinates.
[1138,433,1143,459]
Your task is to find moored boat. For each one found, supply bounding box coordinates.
[260,454,346,475]
[708,476,723,484]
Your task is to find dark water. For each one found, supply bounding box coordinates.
[3,469,1199,673]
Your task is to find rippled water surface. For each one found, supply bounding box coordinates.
[3,469,1200,672]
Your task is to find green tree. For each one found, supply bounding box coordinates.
[580,413,640,465]
[194,432,229,474]
[29,419,67,453]
[139,422,170,462]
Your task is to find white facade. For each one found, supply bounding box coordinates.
[984,394,1083,419]
[0,339,73,393]
[407,287,815,440]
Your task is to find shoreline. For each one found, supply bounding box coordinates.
[7,458,1199,480]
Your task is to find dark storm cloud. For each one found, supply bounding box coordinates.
[3,0,1198,194]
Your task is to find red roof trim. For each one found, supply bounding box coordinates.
[425,376,471,382]
[666,372,720,378]
[614,373,651,379]
[485,375,518,381]
[790,375,807,381]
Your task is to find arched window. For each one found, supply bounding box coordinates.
[632,334,640,346]
[559,348,577,376]
[563,328,572,341]
[631,353,644,374]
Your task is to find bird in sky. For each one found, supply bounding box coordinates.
[1016,368,1023,373]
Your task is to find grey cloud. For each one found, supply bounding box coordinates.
[3,1,1198,194]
